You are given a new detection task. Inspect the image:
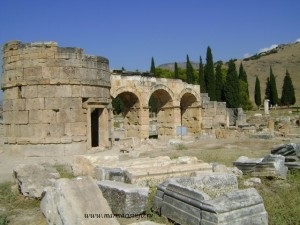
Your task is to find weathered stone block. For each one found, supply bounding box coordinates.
[65,122,86,136]
[14,163,60,198]
[29,109,56,124]
[97,180,149,215]
[26,98,45,110]
[201,188,268,225]
[3,87,19,99]
[21,85,38,98]
[37,85,57,98]
[13,110,29,124]
[41,176,120,225]
[61,97,82,109]
[23,67,42,80]
[45,97,62,109]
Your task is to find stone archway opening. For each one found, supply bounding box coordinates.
[113,92,141,138]
[149,89,174,138]
[180,93,200,135]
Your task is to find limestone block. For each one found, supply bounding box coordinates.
[124,163,212,187]
[21,85,38,98]
[201,188,268,225]
[252,154,288,179]
[42,66,61,79]
[56,108,86,123]
[13,110,29,124]
[95,167,125,181]
[49,123,65,137]
[29,109,56,124]
[61,97,82,109]
[26,98,45,110]
[32,123,50,138]
[45,97,62,109]
[14,163,60,198]
[13,99,26,110]
[37,85,57,98]
[23,67,42,80]
[97,180,149,215]
[41,176,120,225]
[56,85,72,97]
[233,156,263,173]
[202,117,213,129]
[3,87,20,99]
[3,99,13,111]
[71,85,82,97]
[65,122,86,136]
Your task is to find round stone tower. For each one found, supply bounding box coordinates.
[1,41,111,156]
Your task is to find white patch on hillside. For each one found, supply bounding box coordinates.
[258,44,278,53]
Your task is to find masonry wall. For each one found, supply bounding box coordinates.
[1,41,111,156]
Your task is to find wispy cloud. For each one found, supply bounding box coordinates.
[295,38,300,43]
[258,44,278,53]
[243,53,251,58]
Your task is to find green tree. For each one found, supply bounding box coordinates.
[269,66,279,106]
[254,76,262,107]
[204,46,216,100]
[224,59,240,108]
[281,70,296,106]
[265,77,271,100]
[238,63,252,109]
[215,62,225,101]
[238,63,249,96]
[112,96,124,115]
[150,57,156,77]
[174,62,179,79]
[199,56,206,93]
[186,55,194,84]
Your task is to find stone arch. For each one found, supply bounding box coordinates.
[148,86,175,138]
[113,90,143,138]
[180,90,201,135]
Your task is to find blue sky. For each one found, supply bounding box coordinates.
[0,0,300,101]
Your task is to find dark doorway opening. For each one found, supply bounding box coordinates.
[91,108,101,147]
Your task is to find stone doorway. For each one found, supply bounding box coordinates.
[89,107,110,149]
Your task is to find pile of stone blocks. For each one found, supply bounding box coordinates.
[233,154,288,179]
[271,143,300,170]
[154,174,268,225]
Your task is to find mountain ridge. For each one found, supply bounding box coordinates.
[158,41,300,104]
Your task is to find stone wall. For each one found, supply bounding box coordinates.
[1,41,111,156]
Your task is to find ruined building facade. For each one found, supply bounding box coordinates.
[1,41,230,156]
[1,41,111,156]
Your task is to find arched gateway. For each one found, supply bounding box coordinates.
[110,73,202,139]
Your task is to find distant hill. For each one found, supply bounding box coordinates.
[158,42,300,104]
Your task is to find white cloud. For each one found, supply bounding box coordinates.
[258,44,278,53]
[295,38,300,43]
[243,53,251,58]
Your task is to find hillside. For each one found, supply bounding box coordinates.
[237,42,300,105]
[158,42,300,105]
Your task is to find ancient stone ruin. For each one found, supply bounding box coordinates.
[1,41,111,156]
[1,40,237,156]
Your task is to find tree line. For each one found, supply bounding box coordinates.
[150,47,296,110]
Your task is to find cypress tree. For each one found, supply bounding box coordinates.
[224,59,240,108]
[269,66,279,106]
[199,56,206,93]
[265,77,271,100]
[150,57,156,76]
[281,70,296,106]
[186,55,194,84]
[215,62,224,101]
[238,63,249,96]
[254,76,262,107]
[204,46,216,100]
[174,62,179,79]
